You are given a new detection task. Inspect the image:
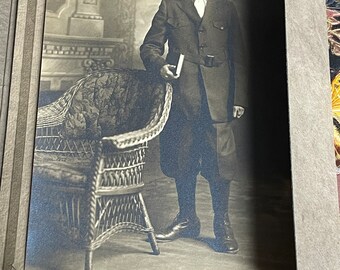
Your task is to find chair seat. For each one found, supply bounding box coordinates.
[33,153,92,186]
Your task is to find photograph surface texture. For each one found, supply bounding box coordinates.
[4,0,339,269]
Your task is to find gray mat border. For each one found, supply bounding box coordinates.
[0,0,45,269]
[285,0,340,269]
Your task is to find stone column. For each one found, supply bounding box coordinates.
[69,0,104,37]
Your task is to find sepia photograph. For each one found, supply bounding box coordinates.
[24,0,296,269]
[1,0,340,270]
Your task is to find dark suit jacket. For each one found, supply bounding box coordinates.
[140,0,248,122]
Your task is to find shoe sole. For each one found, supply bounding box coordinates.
[215,246,239,254]
[155,232,200,242]
[224,248,239,254]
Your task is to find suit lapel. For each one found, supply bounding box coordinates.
[176,0,202,25]
[201,0,219,25]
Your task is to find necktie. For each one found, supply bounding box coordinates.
[194,0,207,18]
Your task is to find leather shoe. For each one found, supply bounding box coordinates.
[214,217,239,254]
[156,214,200,241]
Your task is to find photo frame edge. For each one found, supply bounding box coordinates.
[1,0,340,269]
[0,0,45,269]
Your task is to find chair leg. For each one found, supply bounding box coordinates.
[148,231,160,255]
[138,193,160,255]
[85,250,93,270]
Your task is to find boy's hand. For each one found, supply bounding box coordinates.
[233,106,245,118]
[160,64,179,80]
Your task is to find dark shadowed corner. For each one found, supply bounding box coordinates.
[247,0,296,269]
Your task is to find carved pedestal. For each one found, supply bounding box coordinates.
[39,0,137,105]
[69,0,104,37]
[39,34,128,105]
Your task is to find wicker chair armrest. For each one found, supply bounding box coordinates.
[102,83,172,149]
[36,76,89,128]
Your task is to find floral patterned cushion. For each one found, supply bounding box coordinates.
[60,70,165,139]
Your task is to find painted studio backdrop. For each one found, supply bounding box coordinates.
[39,0,160,105]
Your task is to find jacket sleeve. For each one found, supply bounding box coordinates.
[228,2,249,108]
[140,0,168,73]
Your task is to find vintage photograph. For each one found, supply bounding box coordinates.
[3,0,340,269]
[1,0,296,269]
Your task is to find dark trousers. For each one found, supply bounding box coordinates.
[160,67,237,182]
[159,103,238,182]
[160,70,237,218]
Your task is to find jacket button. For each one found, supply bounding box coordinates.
[220,26,224,30]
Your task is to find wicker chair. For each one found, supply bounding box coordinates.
[32,69,172,270]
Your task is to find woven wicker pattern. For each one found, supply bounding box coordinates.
[33,69,172,270]
[98,144,146,189]
[90,194,149,250]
